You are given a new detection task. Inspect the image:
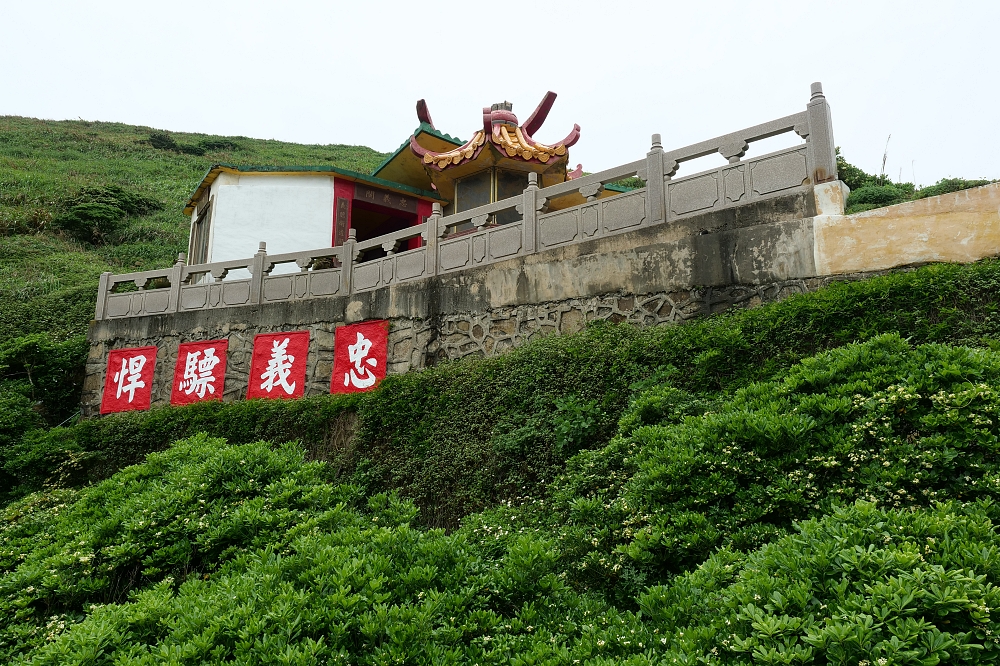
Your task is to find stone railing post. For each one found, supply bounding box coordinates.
[342,229,358,294]
[806,82,837,184]
[168,252,186,312]
[424,203,442,276]
[95,271,111,320]
[645,133,666,225]
[521,172,543,254]
[250,242,266,305]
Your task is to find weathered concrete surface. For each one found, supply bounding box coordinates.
[814,183,1000,275]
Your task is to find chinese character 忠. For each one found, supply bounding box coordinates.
[114,355,147,403]
[178,348,221,398]
[344,331,377,389]
[260,338,297,394]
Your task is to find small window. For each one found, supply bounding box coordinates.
[455,169,492,213]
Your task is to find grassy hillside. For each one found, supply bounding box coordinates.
[0,116,387,340]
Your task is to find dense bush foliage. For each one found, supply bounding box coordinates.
[0,333,88,497]
[5,338,1000,663]
[464,335,1000,603]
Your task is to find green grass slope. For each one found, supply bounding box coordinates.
[0,116,387,340]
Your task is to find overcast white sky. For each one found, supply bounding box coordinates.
[2,0,996,186]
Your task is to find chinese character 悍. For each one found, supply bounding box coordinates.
[114,355,147,403]
[344,331,377,389]
[260,337,296,394]
[178,347,221,398]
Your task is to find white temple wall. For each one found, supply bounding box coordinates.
[207,174,334,276]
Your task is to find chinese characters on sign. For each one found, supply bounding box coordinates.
[353,184,417,214]
[100,346,157,414]
[331,320,388,394]
[170,340,228,406]
[247,331,310,400]
[99,322,391,412]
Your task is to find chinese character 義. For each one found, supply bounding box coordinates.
[260,338,296,394]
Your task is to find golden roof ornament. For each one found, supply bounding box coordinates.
[408,91,581,170]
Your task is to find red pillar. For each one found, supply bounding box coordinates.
[332,179,355,246]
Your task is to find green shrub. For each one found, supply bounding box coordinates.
[846,184,908,213]
[0,394,360,502]
[177,144,206,156]
[916,177,994,200]
[146,132,177,151]
[51,186,162,244]
[465,335,1000,603]
[0,333,87,427]
[641,501,1000,664]
[196,137,241,151]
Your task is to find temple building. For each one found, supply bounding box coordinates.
[183,92,596,268]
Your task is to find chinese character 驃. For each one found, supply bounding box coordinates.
[344,331,377,389]
[179,348,221,398]
[114,355,147,403]
[260,338,296,394]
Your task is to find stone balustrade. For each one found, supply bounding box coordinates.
[94,83,837,321]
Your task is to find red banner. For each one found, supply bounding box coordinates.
[101,346,158,414]
[170,339,228,406]
[331,320,388,394]
[247,331,310,400]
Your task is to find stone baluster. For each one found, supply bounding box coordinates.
[250,241,266,305]
[95,271,111,320]
[381,239,399,287]
[169,252,186,313]
[342,229,359,294]
[423,203,442,276]
[645,133,666,225]
[520,172,546,254]
[805,82,837,184]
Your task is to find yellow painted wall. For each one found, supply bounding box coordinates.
[814,183,1000,275]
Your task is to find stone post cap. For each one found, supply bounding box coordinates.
[527,172,538,187]
[431,202,442,215]
[348,228,357,240]
[810,82,825,100]
[257,241,267,252]
[651,133,662,150]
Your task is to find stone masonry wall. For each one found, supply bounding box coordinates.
[81,268,888,416]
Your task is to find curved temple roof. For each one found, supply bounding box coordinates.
[409,91,580,171]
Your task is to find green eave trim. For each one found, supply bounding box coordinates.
[371,123,466,177]
[185,162,442,214]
